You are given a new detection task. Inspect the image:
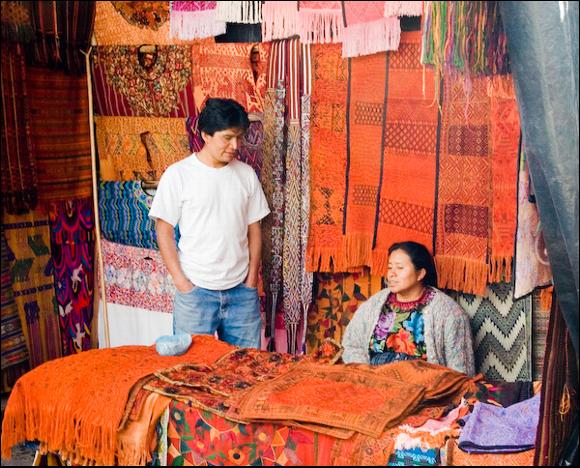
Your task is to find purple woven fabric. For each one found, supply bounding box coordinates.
[458,393,541,453]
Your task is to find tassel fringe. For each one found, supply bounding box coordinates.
[488,255,513,283]
[216,1,262,24]
[261,1,299,42]
[299,8,343,44]
[169,9,227,40]
[342,16,401,58]
[384,1,424,17]
[435,255,488,296]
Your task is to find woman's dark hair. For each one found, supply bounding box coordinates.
[197,98,250,136]
[388,241,438,288]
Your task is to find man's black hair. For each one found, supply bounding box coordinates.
[198,98,250,136]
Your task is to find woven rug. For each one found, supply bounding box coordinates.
[514,154,552,298]
[95,116,190,181]
[48,198,95,356]
[2,210,62,369]
[451,282,532,382]
[26,68,92,204]
[0,335,235,466]
[192,42,269,113]
[434,74,491,295]
[372,31,439,273]
[306,43,348,272]
[101,239,176,314]
[92,45,194,117]
[236,363,425,438]
[1,46,37,214]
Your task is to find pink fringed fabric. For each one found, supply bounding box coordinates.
[298,1,343,44]
[342,1,401,58]
[384,1,423,17]
[261,1,299,42]
[169,1,226,40]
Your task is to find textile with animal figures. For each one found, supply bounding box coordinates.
[0,335,236,466]
[2,210,61,368]
[101,239,176,313]
[192,42,270,113]
[48,198,95,356]
[91,46,196,117]
[95,116,190,181]
[26,68,92,203]
[0,46,37,214]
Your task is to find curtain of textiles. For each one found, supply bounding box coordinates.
[48,197,95,356]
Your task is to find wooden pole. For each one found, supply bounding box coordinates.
[81,43,110,348]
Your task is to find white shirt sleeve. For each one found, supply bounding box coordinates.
[148,166,183,227]
[247,171,271,225]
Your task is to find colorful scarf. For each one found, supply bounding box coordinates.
[95,116,190,181]
[2,210,62,369]
[1,45,37,214]
[306,43,348,272]
[93,46,194,117]
[48,197,95,356]
[26,68,92,204]
[342,1,401,58]
[101,239,176,314]
[0,335,235,465]
[1,227,29,389]
[169,1,226,40]
[298,1,343,44]
[192,42,269,113]
[215,1,262,23]
[261,1,299,42]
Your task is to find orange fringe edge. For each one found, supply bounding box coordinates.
[1,381,118,465]
[487,255,513,284]
[306,233,374,273]
[539,285,554,311]
[434,256,488,296]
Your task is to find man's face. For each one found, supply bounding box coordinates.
[202,128,245,167]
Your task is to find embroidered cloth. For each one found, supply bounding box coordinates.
[111,1,169,30]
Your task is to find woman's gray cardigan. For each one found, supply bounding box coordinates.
[342,288,476,376]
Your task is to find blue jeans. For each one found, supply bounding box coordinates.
[173,283,261,348]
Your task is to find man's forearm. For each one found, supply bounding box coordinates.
[246,222,262,287]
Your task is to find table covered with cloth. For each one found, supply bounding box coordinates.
[1,335,536,466]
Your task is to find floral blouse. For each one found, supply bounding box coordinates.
[368,287,435,365]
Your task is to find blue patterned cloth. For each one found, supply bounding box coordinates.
[98,181,178,249]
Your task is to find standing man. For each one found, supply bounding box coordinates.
[149,98,270,348]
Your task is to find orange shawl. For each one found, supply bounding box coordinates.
[1,335,234,465]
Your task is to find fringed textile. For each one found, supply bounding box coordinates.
[47,198,95,356]
[434,75,490,295]
[192,42,269,113]
[26,68,92,203]
[216,1,262,24]
[92,46,194,117]
[0,335,235,465]
[342,1,401,58]
[384,1,424,17]
[261,1,299,42]
[306,270,384,354]
[2,210,62,369]
[534,296,579,466]
[95,116,190,181]
[0,45,37,214]
[488,75,519,283]
[1,1,34,43]
[372,31,439,272]
[28,1,95,73]
[1,227,30,387]
[101,239,176,314]
[94,0,209,45]
[110,1,169,30]
[169,1,226,40]
[450,282,532,382]
[98,181,176,250]
[298,1,343,44]
[514,152,552,299]
[305,43,348,272]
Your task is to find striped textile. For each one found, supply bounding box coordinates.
[98,181,178,250]
[48,197,95,356]
[1,45,37,214]
[91,46,196,117]
[1,227,29,387]
[2,210,62,369]
[26,67,92,204]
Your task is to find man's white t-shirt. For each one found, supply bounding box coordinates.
[149,154,270,290]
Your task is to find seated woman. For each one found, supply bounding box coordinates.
[342,241,475,376]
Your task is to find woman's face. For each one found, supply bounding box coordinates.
[386,249,425,294]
